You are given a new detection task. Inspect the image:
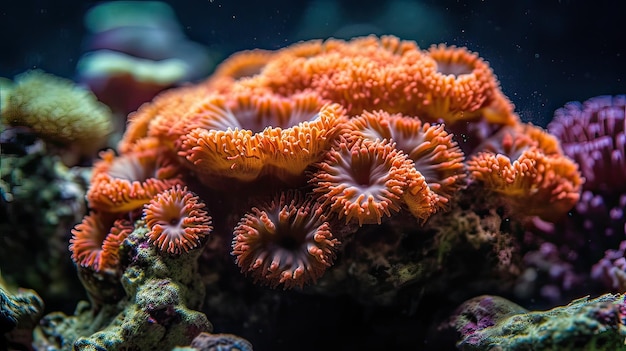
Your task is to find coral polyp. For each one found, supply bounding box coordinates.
[232,191,339,289]
[144,185,213,255]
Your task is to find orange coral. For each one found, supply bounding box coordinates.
[118,84,210,153]
[231,35,425,116]
[402,168,437,223]
[480,88,519,127]
[115,36,517,191]
[173,90,346,186]
[472,123,564,164]
[69,212,133,272]
[348,110,466,211]
[467,124,583,221]
[220,35,515,131]
[415,44,504,124]
[232,190,339,289]
[144,185,213,255]
[87,137,184,212]
[310,138,417,225]
[515,123,562,155]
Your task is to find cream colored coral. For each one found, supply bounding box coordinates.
[1,70,112,145]
[0,77,13,116]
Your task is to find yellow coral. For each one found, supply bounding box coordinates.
[1,70,113,147]
[0,77,13,117]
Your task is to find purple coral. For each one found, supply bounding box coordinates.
[547,95,626,240]
[189,332,253,351]
[548,95,625,192]
[592,240,626,292]
[518,242,585,303]
[516,96,626,301]
[541,95,626,292]
[451,295,527,347]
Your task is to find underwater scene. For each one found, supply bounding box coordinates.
[1,1,625,350]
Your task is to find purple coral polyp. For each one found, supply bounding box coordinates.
[546,95,626,292]
[548,95,626,192]
[548,95,626,238]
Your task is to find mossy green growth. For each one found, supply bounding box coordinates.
[35,223,212,351]
[0,149,87,309]
[455,293,626,351]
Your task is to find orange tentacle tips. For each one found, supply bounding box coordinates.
[70,212,133,272]
[87,138,184,213]
[310,138,415,225]
[232,190,339,289]
[144,185,213,255]
[467,124,583,221]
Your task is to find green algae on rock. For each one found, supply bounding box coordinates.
[34,224,212,351]
[307,182,523,306]
[453,293,626,351]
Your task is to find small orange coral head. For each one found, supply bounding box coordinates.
[69,211,133,272]
[144,185,213,255]
[310,138,418,225]
[467,124,583,221]
[232,190,339,289]
[348,110,466,212]
[87,137,184,213]
[173,90,346,187]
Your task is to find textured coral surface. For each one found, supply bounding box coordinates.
[1,31,623,351]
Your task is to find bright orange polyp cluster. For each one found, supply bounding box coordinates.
[347,110,466,210]
[467,124,583,221]
[178,126,265,183]
[417,45,500,123]
[69,34,581,289]
[118,84,212,153]
[204,49,277,92]
[242,36,425,115]
[226,35,516,128]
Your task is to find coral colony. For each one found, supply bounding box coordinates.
[1,33,625,351]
